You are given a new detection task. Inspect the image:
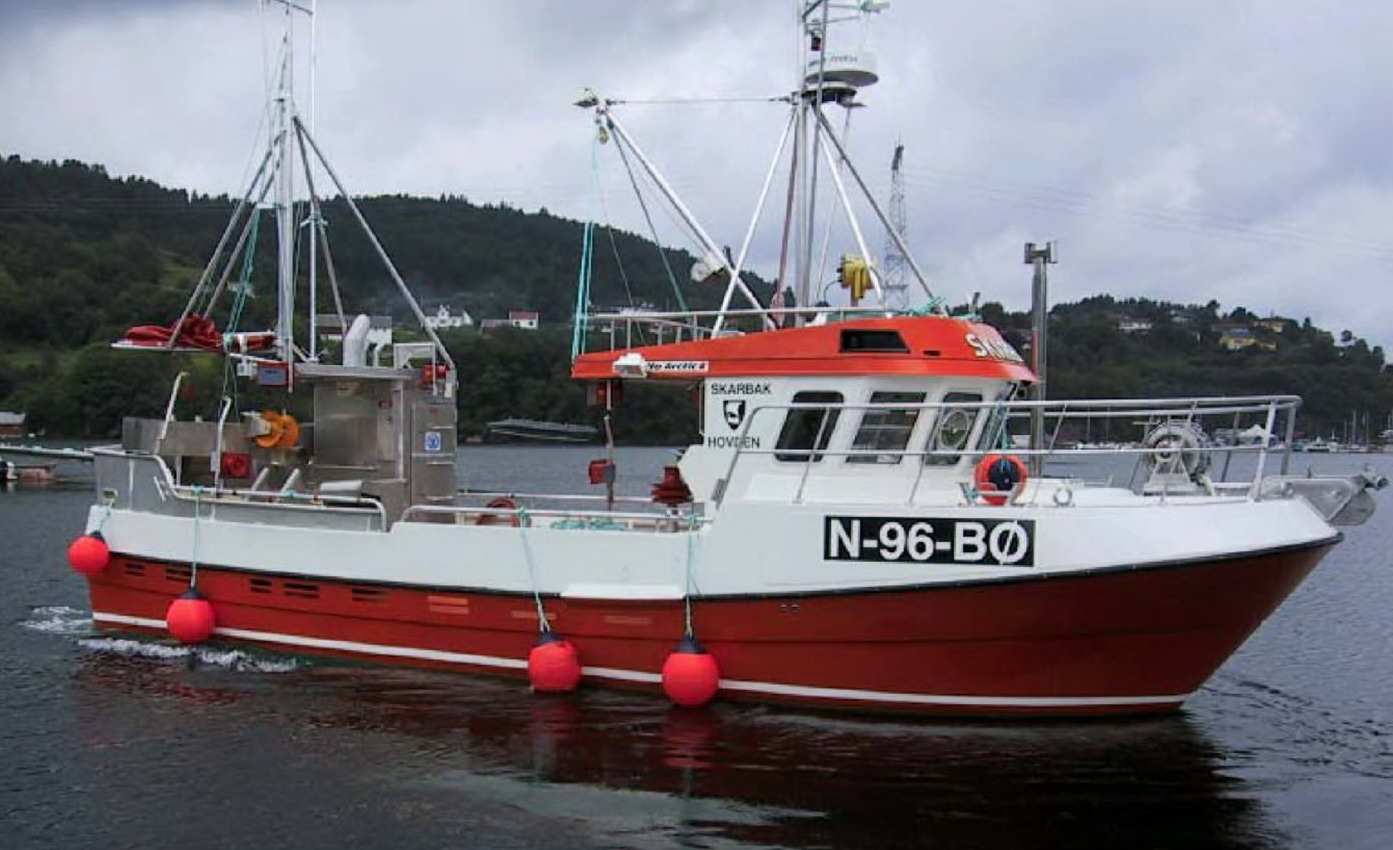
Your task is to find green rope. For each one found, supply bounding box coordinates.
[571,135,601,360]
[515,506,551,632]
[218,208,260,414]
[904,296,947,317]
[227,209,260,333]
[682,514,697,639]
[189,487,203,589]
[571,219,595,360]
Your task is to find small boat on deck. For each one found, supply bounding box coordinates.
[66,3,1384,717]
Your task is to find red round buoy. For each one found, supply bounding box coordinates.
[528,632,581,693]
[67,532,110,575]
[661,636,720,707]
[166,589,216,644]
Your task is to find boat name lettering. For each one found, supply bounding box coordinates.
[706,435,762,450]
[824,516,1034,566]
[648,361,710,374]
[708,382,773,396]
[964,333,1025,363]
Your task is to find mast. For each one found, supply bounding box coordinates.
[307,0,320,360]
[273,2,296,364]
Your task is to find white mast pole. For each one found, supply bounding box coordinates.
[274,4,296,363]
[307,0,319,360]
[816,125,884,306]
[798,0,832,310]
[711,104,798,336]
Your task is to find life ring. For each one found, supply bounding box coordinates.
[254,410,301,449]
[477,496,521,527]
[974,454,1027,505]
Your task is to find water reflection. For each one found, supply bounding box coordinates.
[69,651,1289,849]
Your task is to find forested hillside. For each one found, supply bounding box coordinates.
[3,155,1392,444]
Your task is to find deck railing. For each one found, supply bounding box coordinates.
[582,305,907,348]
[713,394,1303,507]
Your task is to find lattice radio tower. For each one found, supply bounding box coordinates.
[881,141,910,310]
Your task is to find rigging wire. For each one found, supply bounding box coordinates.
[604,96,787,106]
[590,144,636,309]
[610,128,688,312]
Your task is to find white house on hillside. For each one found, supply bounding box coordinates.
[424,305,474,330]
[508,310,539,330]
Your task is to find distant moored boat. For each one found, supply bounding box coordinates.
[484,418,600,443]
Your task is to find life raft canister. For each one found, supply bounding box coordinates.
[974,454,1028,505]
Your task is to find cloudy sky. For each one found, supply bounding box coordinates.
[3,0,1393,346]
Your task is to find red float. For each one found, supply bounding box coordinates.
[219,451,253,480]
[528,632,581,693]
[166,589,217,644]
[67,533,110,575]
[661,637,720,707]
[650,466,692,506]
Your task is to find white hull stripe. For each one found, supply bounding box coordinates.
[92,611,1190,709]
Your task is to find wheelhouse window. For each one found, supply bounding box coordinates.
[775,391,843,462]
[848,391,926,464]
[924,391,982,465]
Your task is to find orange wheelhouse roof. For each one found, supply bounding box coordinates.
[571,316,1038,383]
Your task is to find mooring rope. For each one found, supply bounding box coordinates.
[189,486,203,589]
[515,506,551,632]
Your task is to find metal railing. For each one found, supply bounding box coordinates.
[583,304,917,349]
[712,394,1303,508]
[93,446,389,530]
[402,496,704,532]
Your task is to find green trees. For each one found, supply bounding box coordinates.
[3,155,1392,443]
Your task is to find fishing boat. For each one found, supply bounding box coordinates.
[67,2,1384,717]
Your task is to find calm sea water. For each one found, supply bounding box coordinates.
[3,446,1391,849]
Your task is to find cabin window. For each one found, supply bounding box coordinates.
[840,329,909,353]
[848,391,926,464]
[775,391,843,462]
[924,391,982,466]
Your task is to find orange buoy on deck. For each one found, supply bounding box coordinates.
[661,636,720,707]
[67,533,110,575]
[528,632,581,693]
[166,589,216,644]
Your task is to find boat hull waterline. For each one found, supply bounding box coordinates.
[85,539,1332,716]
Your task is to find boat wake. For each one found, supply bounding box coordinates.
[76,636,304,673]
[20,605,91,635]
[1203,672,1393,781]
[22,606,301,673]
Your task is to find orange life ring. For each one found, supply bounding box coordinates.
[477,496,521,527]
[974,454,1028,505]
[254,410,301,449]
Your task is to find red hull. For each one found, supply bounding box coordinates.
[85,541,1332,716]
